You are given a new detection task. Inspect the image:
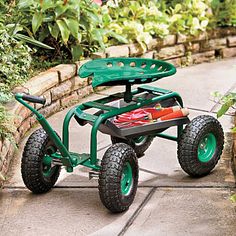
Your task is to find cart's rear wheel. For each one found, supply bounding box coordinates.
[21,128,61,193]
[98,143,138,213]
[111,135,153,157]
[177,115,224,177]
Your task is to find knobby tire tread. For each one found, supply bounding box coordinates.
[21,128,60,193]
[177,115,224,177]
[99,143,138,213]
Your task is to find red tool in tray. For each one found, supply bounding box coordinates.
[113,105,189,128]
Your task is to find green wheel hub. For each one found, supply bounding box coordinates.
[42,155,53,177]
[121,162,133,195]
[198,133,217,163]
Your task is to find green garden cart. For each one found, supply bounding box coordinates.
[15,58,224,213]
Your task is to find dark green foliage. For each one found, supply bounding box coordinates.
[211,0,236,26]
[0,104,16,140]
[213,91,236,131]
[0,26,32,139]
[17,0,128,60]
[0,29,32,91]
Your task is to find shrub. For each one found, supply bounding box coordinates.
[215,92,236,131]
[0,26,32,139]
[16,0,216,59]
[0,28,32,97]
[102,1,169,50]
[0,104,16,140]
[166,0,213,36]
[17,0,127,60]
[211,0,236,26]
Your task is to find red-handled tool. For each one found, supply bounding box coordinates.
[158,108,189,121]
[148,106,180,120]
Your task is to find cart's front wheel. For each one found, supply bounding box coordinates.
[21,128,61,193]
[99,143,138,213]
[177,115,224,177]
[111,135,153,157]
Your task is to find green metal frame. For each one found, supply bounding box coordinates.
[15,84,184,173]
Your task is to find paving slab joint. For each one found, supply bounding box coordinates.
[118,187,156,236]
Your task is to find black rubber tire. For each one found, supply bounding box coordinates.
[177,115,224,177]
[111,135,153,158]
[98,143,139,213]
[21,128,61,193]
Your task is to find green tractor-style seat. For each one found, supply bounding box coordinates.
[78,58,176,88]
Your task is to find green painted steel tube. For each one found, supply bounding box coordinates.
[89,91,183,164]
[177,125,184,140]
[90,116,105,165]
[155,133,178,142]
[15,94,43,119]
[38,116,71,158]
[62,106,78,150]
[15,94,71,160]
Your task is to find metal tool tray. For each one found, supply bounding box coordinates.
[95,96,190,138]
[99,116,189,138]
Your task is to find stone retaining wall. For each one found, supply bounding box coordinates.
[1,27,236,184]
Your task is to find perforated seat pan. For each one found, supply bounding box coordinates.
[78,58,176,88]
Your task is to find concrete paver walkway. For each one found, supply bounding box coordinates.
[1,59,236,236]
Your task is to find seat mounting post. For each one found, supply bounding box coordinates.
[124,84,132,103]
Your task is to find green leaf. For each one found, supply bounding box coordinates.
[64,18,79,40]
[32,12,43,35]
[217,100,234,118]
[71,44,83,61]
[18,0,34,8]
[201,19,209,28]
[55,5,68,18]
[14,33,54,50]
[109,31,128,44]
[0,171,6,181]
[102,14,112,25]
[174,4,182,13]
[85,11,100,25]
[211,91,222,99]
[56,19,70,44]
[232,127,236,133]
[48,23,60,40]
[38,27,50,42]
[6,24,23,35]
[80,16,90,30]
[91,29,105,49]
[41,0,54,11]
[230,194,236,203]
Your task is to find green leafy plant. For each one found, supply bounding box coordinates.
[0,0,54,50]
[0,28,32,91]
[213,91,236,131]
[230,193,236,203]
[101,0,213,49]
[166,0,212,36]
[102,0,169,49]
[13,0,236,60]
[17,0,126,60]
[0,26,32,139]
[0,104,16,140]
[211,0,236,26]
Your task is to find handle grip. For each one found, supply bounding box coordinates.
[22,94,46,105]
